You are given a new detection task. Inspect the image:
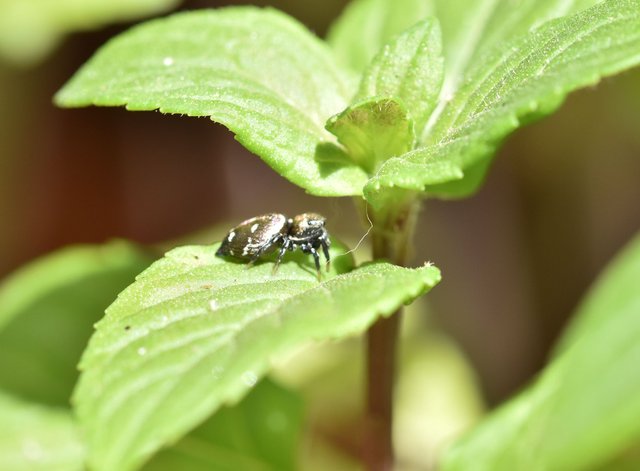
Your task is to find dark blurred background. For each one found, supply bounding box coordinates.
[1,0,639,407]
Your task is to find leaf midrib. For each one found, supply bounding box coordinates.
[422,0,501,137]
[446,9,633,134]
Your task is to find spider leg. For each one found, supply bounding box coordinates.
[272,238,291,275]
[306,245,321,281]
[321,239,331,272]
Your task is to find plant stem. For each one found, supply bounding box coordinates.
[363,199,420,471]
[365,312,401,471]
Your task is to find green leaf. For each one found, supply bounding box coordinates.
[0,390,84,471]
[74,243,440,471]
[143,378,303,471]
[365,0,640,206]
[356,19,444,134]
[327,0,434,74]
[55,7,367,197]
[440,232,640,471]
[0,241,154,406]
[0,0,180,65]
[326,97,415,173]
[328,0,597,108]
[555,232,640,354]
[430,0,598,99]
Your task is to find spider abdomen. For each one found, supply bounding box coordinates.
[216,213,289,260]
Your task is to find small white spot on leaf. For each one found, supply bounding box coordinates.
[162,57,174,66]
[22,439,44,462]
[242,371,258,387]
[211,366,223,378]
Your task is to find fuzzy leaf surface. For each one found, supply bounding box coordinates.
[326,97,415,173]
[75,243,440,471]
[0,391,84,471]
[0,0,179,64]
[427,0,598,110]
[143,378,303,471]
[441,232,640,471]
[55,7,367,196]
[356,19,444,133]
[329,0,597,128]
[365,0,640,206]
[327,0,434,74]
[0,241,153,406]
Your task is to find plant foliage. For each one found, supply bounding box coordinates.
[74,244,440,471]
[56,0,640,208]
[0,242,154,469]
[49,0,640,469]
[441,233,640,470]
[0,242,153,406]
[142,378,303,471]
[0,391,84,471]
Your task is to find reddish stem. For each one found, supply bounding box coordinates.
[363,199,419,470]
[364,313,401,471]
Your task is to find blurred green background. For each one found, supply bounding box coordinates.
[1,0,639,464]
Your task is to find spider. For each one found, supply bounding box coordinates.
[216,212,331,280]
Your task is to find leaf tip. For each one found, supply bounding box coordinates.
[421,262,442,285]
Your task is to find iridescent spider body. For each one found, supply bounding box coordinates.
[216,212,331,279]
